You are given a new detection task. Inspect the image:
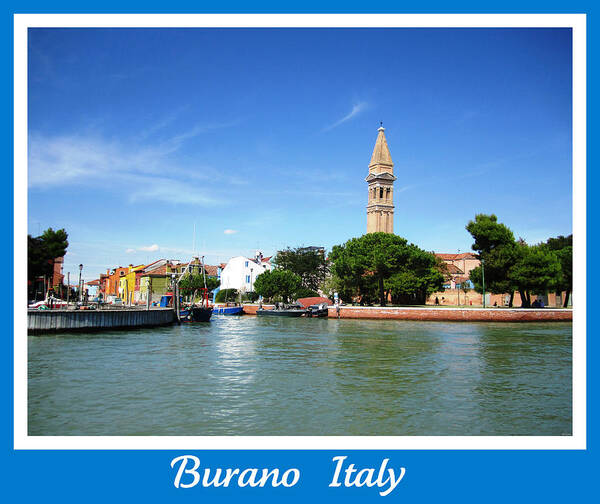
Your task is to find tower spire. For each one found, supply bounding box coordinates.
[369,124,393,173]
[366,125,396,234]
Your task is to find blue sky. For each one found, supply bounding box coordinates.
[27,27,573,281]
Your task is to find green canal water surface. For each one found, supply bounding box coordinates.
[28,317,572,436]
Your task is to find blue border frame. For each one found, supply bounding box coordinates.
[6,2,595,502]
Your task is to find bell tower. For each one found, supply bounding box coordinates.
[366,124,396,233]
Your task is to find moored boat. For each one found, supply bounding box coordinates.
[180,306,212,322]
[257,302,306,317]
[213,304,243,315]
[306,303,329,317]
[172,256,214,322]
[28,296,69,310]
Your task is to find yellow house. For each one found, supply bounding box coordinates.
[118,275,127,302]
[118,264,145,305]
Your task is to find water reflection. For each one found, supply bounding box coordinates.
[28,319,572,436]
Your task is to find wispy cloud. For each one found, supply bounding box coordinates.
[28,118,239,206]
[323,102,368,132]
[125,248,136,254]
[223,229,238,235]
[139,244,159,252]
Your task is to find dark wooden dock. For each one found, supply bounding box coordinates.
[28,307,175,334]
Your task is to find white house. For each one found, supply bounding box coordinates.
[219,252,273,293]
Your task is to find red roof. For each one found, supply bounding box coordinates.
[296,296,333,308]
[150,265,168,275]
[261,256,272,262]
[436,252,478,261]
[445,264,464,274]
[204,265,219,276]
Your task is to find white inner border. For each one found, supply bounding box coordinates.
[14,13,586,450]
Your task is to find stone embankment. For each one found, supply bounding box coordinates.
[28,307,175,333]
[242,304,572,322]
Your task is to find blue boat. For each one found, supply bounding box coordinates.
[213,304,243,315]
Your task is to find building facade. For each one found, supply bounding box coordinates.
[366,125,396,233]
[219,253,273,293]
[435,252,480,289]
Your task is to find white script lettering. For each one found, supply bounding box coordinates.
[170,456,300,490]
[171,455,200,489]
[329,455,405,497]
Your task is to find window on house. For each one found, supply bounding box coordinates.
[245,261,249,267]
[246,275,250,283]
[380,187,384,198]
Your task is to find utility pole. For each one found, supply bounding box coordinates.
[78,264,83,303]
[457,249,460,306]
[146,277,152,311]
[481,257,486,308]
[66,272,70,307]
[172,274,180,324]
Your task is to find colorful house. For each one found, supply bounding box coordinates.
[104,266,129,298]
[139,274,172,304]
[219,252,273,293]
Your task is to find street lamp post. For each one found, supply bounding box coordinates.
[172,273,180,324]
[481,257,486,308]
[457,249,460,306]
[78,264,83,302]
[250,268,254,294]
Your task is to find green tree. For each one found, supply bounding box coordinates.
[28,227,69,298]
[241,291,260,302]
[466,214,569,308]
[253,269,302,303]
[384,246,445,304]
[466,214,515,253]
[546,234,572,251]
[215,288,238,303]
[179,273,219,298]
[330,233,408,306]
[319,274,355,305]
[273,247,329,292]
[329,233,442,306]
[466,214,519,306]
[328,243,376,305]
[294,287,320,299]
[545,235,572,307]
[509,243,562,307]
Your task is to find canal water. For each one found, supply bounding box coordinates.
[28,317,572,436]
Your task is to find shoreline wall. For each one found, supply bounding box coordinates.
[242,304,572,322]
[28,307,175,333]
[426,289,572,308]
